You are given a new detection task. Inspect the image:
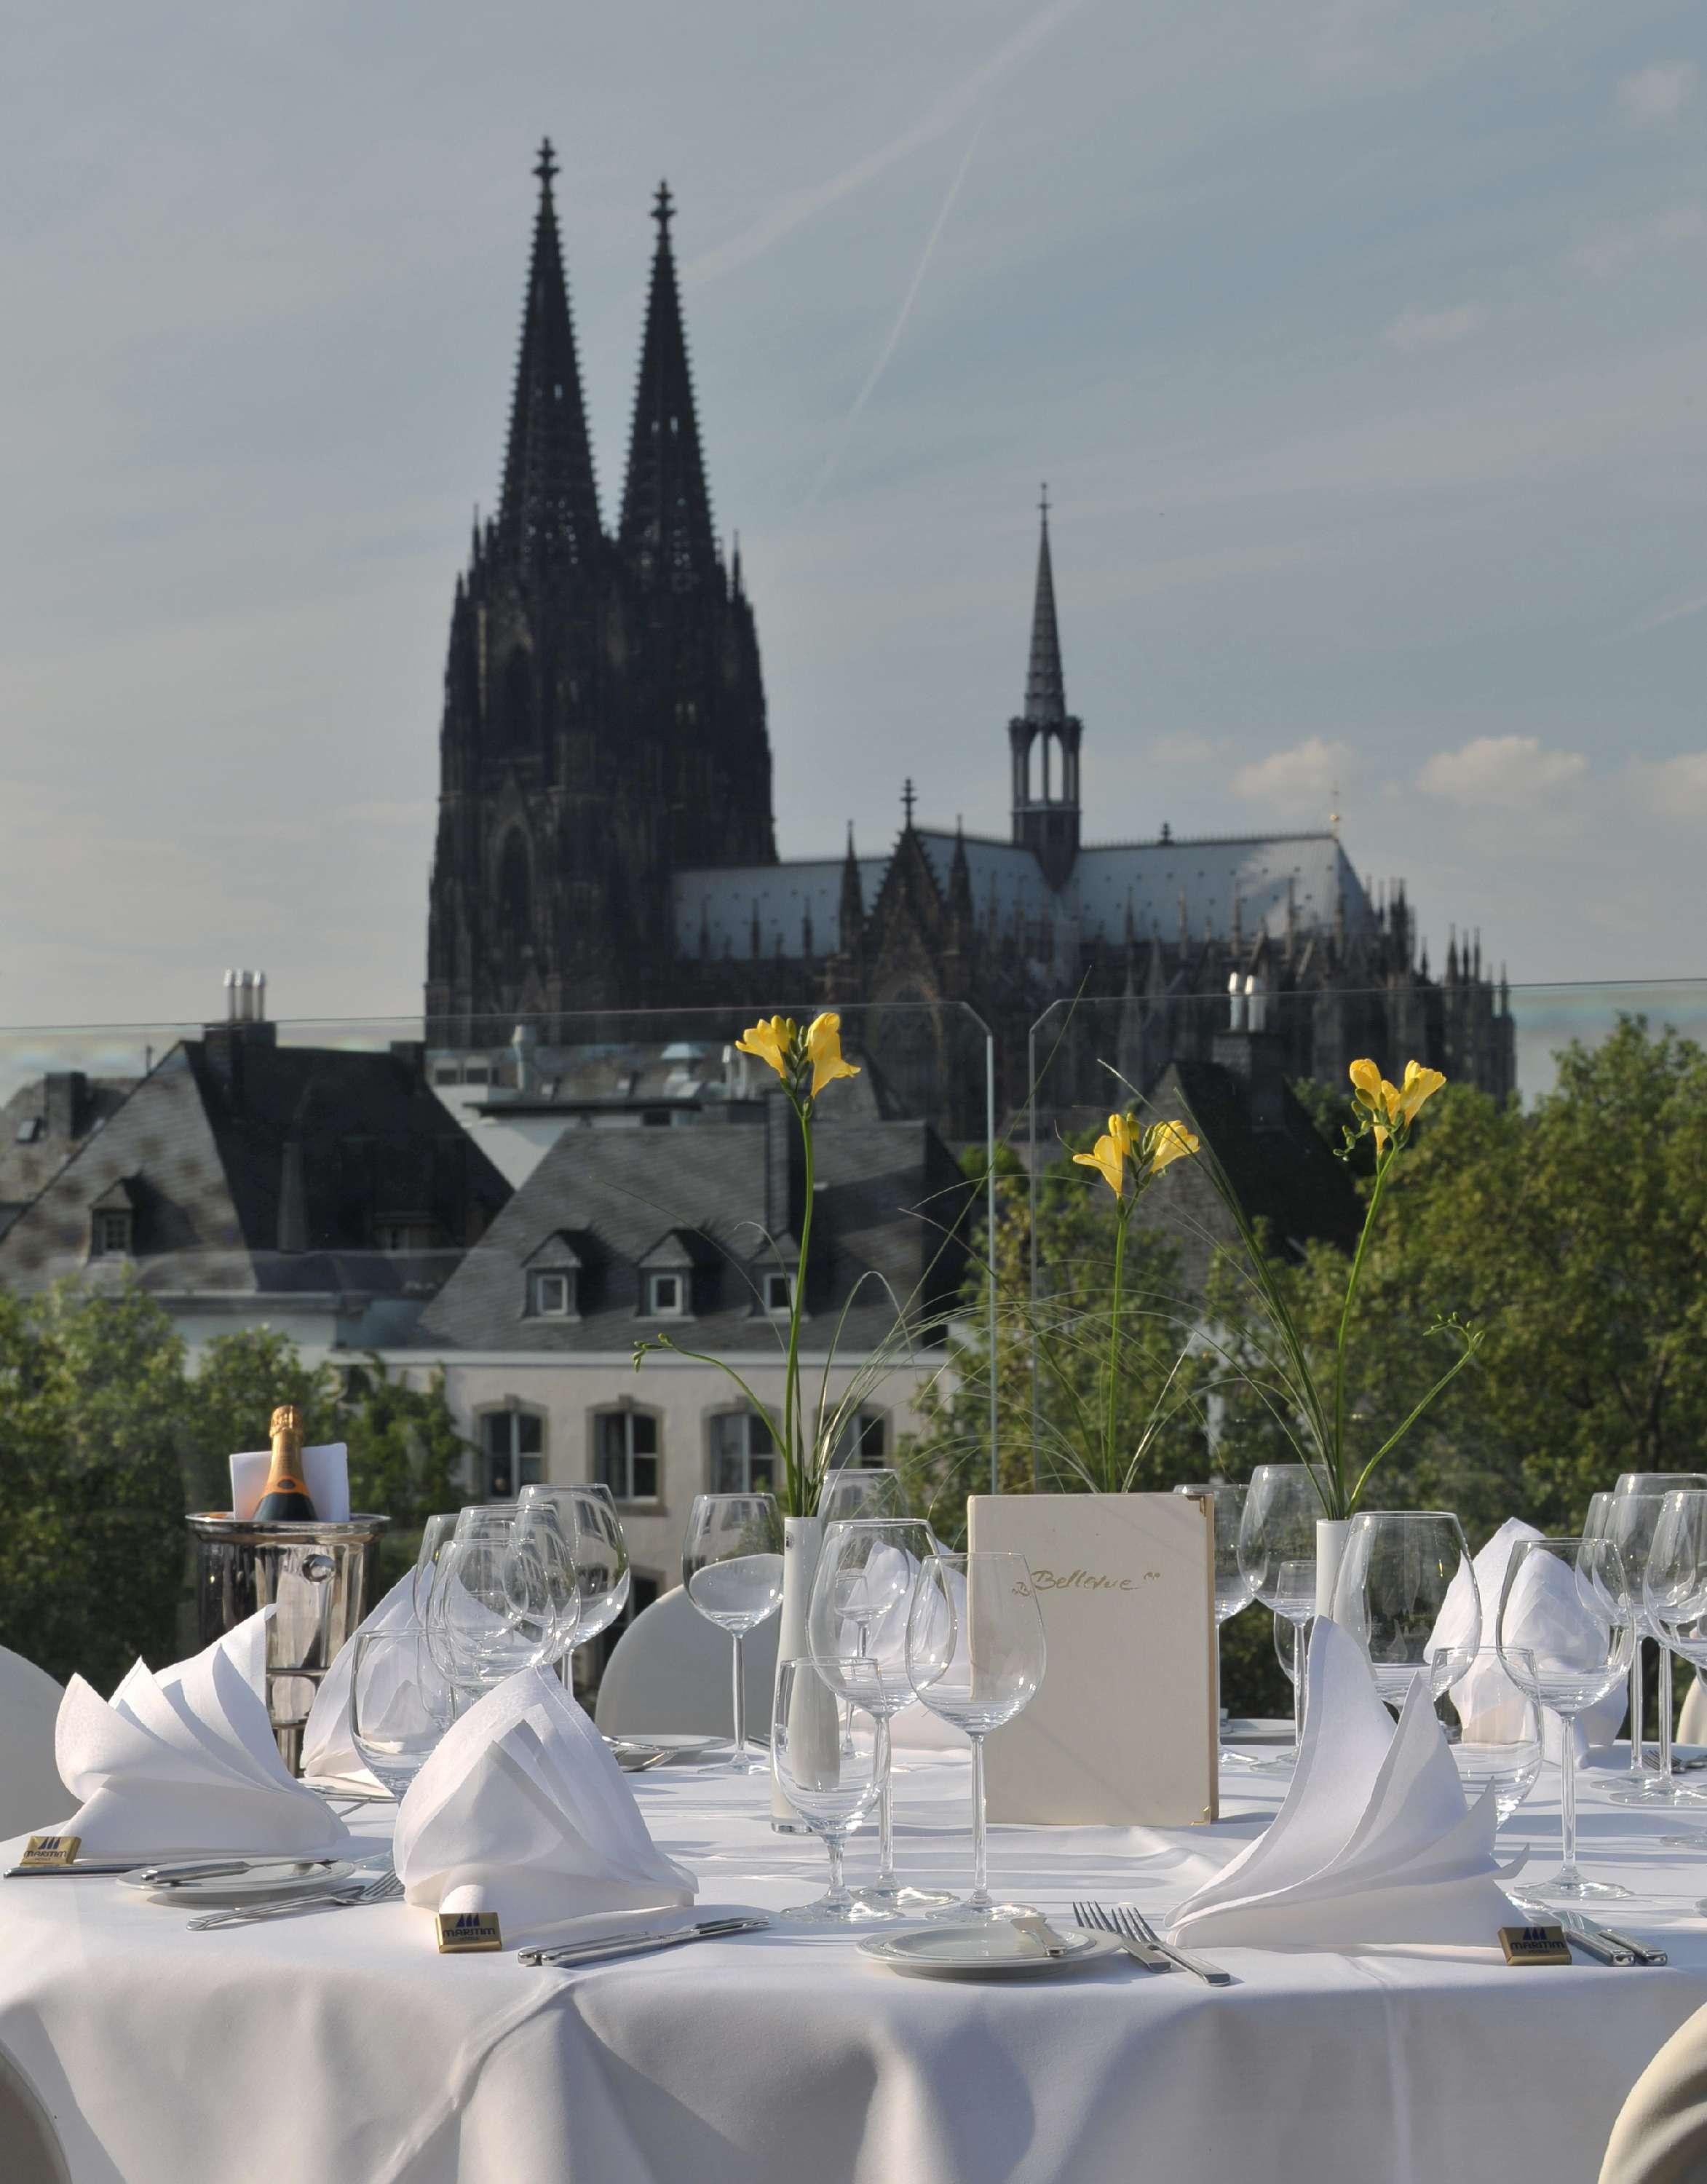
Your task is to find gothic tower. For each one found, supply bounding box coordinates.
[1007,492,1082,890]
[426,151,775,1043]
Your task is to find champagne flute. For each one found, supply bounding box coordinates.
[770,1658,887,1922]
[905,1551,1046,1922]
[1497,1536,1634,1902]
[1174,1481,1262,1768]
[1332,1509,1478,1707]
[350,1627,453,1795]
[808,1516,954,1912]
[1608,1473,1707,1807]
[682,1492,784,1774]
[1272,1559,1318,1744]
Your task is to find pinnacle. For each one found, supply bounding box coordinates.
[1023,499,1068,725]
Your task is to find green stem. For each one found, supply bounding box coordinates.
[1106,1196,1131,1492]
[781,1093,816,1515]
[1331,1144,1392,1512]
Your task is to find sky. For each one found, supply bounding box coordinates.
[2,0,1706,1034]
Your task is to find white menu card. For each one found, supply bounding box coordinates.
[967,1492,1218,1827]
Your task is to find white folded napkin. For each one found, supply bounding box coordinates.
[300,1569,421,1786]
[53,1610,352,1859]
[1427,1517,1625,1761]
[393,1666,695,1940]
[229,1441,350,1522]
[1169,1618,1511,1948]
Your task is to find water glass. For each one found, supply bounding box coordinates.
[350,1627,453,1797]
[1497,1536,1635,1901]
[770,1658,886,1922]
[807,1516,953,1912]
[1333,1510,1478,1707]
[1430,1645,1542,1822]
[682,1492,784,1773]
[906,1551,1046,1920]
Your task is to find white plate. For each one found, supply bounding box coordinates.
[858,1923,1123,1979]
[611,1734,724,1762]
[119,1859,359,1907]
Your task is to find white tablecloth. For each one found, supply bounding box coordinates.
[5,1746,1707,2183]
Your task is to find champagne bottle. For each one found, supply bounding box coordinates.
[253,1404,317,1523]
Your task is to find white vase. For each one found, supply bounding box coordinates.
[771,1512,828,1828]
[1315,1519,1352,1620]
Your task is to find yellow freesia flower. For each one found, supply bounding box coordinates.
[1073,1112,1131,1198]
[805,1012,860,1098]
[1395,1059,1446,1126]
[1349,1059,1384,1115]
[1144,1120,1200,1176]
[736,1016,793,1083]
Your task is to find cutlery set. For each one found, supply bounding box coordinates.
[1072,1902,1234,1984]
[186,1872,405,1931]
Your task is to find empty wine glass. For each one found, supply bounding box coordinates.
[1607,1474,1707,1808]
[818,1466,908,1524]
[808,1516,954,1913]
[1333,1510,1479,1708]
[1640,1489,1707,1858]
[1272,1558,1318,1746]
[906,1551,1046,1921]
[411,1514,459,1621]
[350,1627,453,1796]
[520,1484,630,1661]
[1497,1536,1635,1902]
[1584,1490,1644,1789]
[682,1492,784,1774]
[426,1503,579,1704]
[1430,1645,1542,1824]
[1175,1481,1262,1769]
[770,1658,887,1922]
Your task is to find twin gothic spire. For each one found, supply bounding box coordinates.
[497,143,718,592]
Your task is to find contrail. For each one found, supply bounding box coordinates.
[805,121,986,510]
[683,0,1090,291]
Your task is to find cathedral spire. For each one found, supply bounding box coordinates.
[620,181,717,590]
[1023,486,1067,725]
[497,140,602,572]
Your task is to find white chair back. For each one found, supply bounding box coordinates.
[1678,1668,1707,1749]
[594,1585,779,1738]
[0,2042,73,2184]
[0,1647,68,1840]
[1600,1999,1707,2183]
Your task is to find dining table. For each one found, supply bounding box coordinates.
[4,1738,1707,2184]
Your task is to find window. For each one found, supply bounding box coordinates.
[828,1407,888,1469]
[708,1409,775,1495]
[91,1208,132,1259]
[762,1270,792,1315]
[480,1408,544,1498]
[645,1271,687,1317]
[595,1409,660,1502]
[528,1269,577,1318]
[15,1116,42,1144]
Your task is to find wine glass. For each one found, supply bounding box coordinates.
[1430,1645,1543,1824]
[1608,1473,1707,1808]
[1332,1510,1479,1708]
[905,1551,1046,1922]
[411,1514,459,1621]
[1174,1482,1262,1769]
[682,1492,784,1774]
[1497,1536,1635,1902]
[426,1503,579,1704]
[770,1658,887,1922]
[807,1517,954,1913]
[350,1627,454,1796]
[1639,1489,1707,1858]
[818,1466,907,1524]
[520,1484,630,1664]
[1272,1558,1318,1746]
[1238,1465,1324,1607]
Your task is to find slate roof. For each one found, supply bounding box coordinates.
[0,1075,137,1236]
[419,1108,972,1353]
[0,1028,511,1298]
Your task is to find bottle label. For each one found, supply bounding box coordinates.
[20,1834,82,1869]
[436,1910,503,1953]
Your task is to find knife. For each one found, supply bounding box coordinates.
[1010,1913,1069,1959]
[518,1915,769,1969]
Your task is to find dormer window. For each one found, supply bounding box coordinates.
[646,1271,687,1318]
[92,1207,132,1259]
[529,1269,577,1318]
[762,1270,793,1315]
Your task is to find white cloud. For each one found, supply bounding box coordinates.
[1229,735,1351,820]
[1629,752,1707,820]
[1570,205,1707,280]
[1617,61,1699,129]
[1384,302,1485,352]
[1417,735,1586,806]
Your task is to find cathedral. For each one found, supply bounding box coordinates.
[426,146,1515,1133]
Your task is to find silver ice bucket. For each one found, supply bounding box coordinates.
[187,1512,392,1775]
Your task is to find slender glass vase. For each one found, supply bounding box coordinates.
[1315,1519,1352,1620]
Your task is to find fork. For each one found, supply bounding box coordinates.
[189,1872,403,1931]
[1112,1904,1233,1985]
[1072,1900,1171,1970]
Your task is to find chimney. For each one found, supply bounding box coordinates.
[205,968,277,1094]
[43,1071,87,1140]
[763,1091,803,1246]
